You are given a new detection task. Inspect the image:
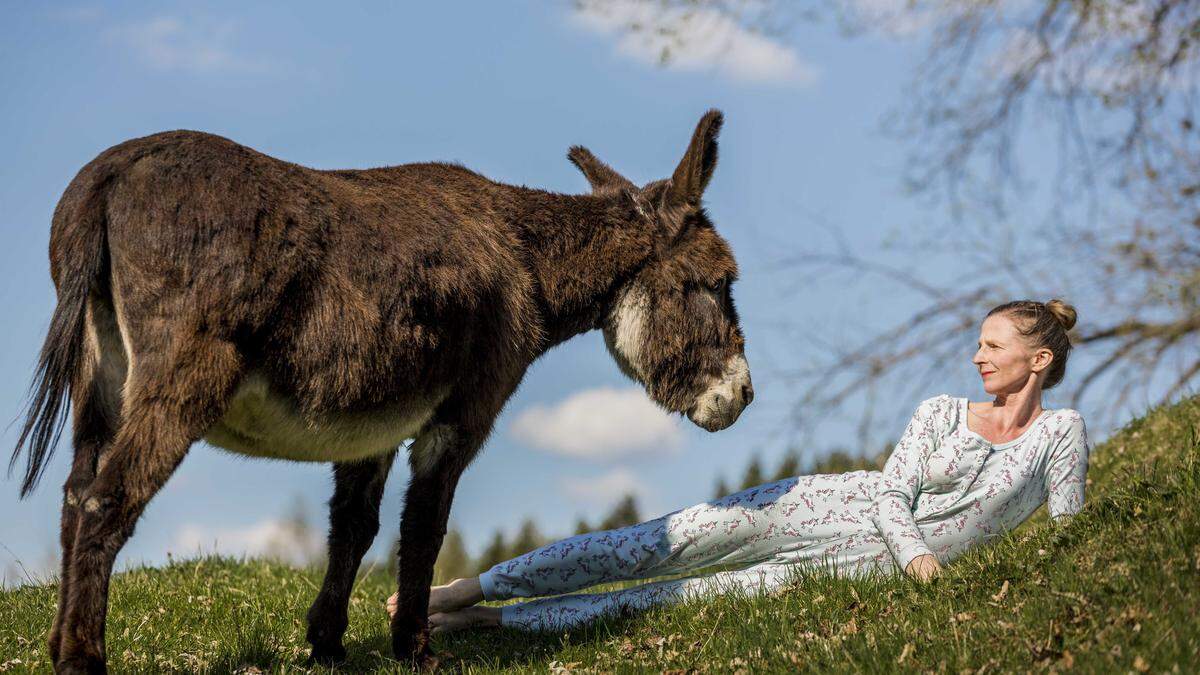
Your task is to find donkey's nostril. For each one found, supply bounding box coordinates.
[741,383,755,405]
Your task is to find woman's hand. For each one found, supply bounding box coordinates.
[905,554,942,582]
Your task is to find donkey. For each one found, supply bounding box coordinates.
[12,110,753,672]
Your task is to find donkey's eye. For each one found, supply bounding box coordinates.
[710,278,727,293]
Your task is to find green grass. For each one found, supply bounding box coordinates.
[3,397,1199,673]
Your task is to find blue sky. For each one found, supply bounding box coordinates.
[0,1,1108,582]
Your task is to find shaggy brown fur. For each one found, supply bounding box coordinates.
[12,110,751,672]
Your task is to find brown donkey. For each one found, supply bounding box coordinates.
[12,110,753,672]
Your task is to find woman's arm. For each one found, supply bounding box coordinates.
[1046,412,1090,520]
[871,397,941,575]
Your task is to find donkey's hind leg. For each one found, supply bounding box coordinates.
[48,299,125,665]
[306,453,397,664]
[47,385,115,665]
[54,334,240,674]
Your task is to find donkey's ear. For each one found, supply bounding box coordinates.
[568,145,634,194]
[667,109,723,207]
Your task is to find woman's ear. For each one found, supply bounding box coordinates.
[1031,347,1054,373]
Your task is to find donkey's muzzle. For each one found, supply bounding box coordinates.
[687,354,753,432]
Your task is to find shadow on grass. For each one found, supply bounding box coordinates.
[194,621,644,673]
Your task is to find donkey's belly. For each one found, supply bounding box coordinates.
[204,373,443,462]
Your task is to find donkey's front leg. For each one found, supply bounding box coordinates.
[306,452,396,664]
[391,423,478,668]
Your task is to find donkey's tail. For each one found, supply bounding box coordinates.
[10,161,114,498]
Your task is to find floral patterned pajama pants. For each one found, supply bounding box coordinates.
[479,471,897,631]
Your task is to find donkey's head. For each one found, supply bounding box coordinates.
[571,110,753,432]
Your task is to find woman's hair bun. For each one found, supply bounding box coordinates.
[1045,299,1077,331]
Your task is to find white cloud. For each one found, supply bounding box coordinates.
[172,518,323,565]
[510,386,684,460]
[107,16,275,74]
[572,0,817,85]
[561,467,649,507]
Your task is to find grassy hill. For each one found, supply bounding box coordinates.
[2,396,1198,673]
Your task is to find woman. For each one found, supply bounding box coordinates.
[387,299,1090,633]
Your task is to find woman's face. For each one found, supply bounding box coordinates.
[972,314,1051,395]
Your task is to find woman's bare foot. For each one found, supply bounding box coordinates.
[386,577,485,619]
[429,606,501,634]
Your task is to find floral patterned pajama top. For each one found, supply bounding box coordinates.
[872,395,1089,570]
[480,394,1091,631]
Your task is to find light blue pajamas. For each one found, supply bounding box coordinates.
[481,395,1090,631]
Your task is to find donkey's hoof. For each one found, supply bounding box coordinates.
[54,654,107,675]
[411,649,439,671]
[392,633,438,670]
[307,643,348,665]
